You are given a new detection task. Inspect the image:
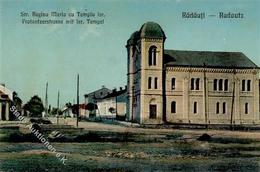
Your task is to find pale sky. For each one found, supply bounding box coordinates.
[1,0,260,107]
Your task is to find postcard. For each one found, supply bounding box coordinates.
[0,0,260,171]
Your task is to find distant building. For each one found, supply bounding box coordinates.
[0,84,13,121]
[83,86,112,118]
[126,22,260,125]
[96,86,127,119]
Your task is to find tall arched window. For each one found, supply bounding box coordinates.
[191,78,195,90]
[193,102,197,114]
[154,77,158,89]
[224,79,228,91]
[223,102,226,114]
[219,79,223,91]
[148,46,157,66]
[245,103,248,114]
[216,102,220,114]
[247,80,251,91]
[195,78,200,90]
[171,78,175,90]
[242,79,246,91]
[148,77,152,89]
[171,101,176,113]
[213,79,218,91]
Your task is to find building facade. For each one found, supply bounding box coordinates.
[96,87,127,119]
[83,86,112,118]
[126,22,260,125]
[0,84,13,121]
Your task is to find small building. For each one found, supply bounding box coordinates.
[83,86,112,118]
[97,86,127,120]
[0,84,13,121]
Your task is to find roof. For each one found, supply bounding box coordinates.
[127,31,140,45]
[164,50,259,69]
[0,84,13,101]
[140,22,166,39]
[84,87,111,98]
[102,89,127,99]
[127,22,166,45]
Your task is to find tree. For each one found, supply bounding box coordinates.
[24,95,44,117]
[10,92,23,120]
[12,91,22,107]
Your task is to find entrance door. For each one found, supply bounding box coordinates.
[149,104,157,119]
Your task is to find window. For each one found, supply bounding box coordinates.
[224,79,228,91]
[214,79,218,91]
[195,78,200,90]
[171,78,175,90]
[247,80,251,91]
[171,101,176,113]
[148,77,152,89]
[216,102,220,114]
[223,102,226,114]
[191,78,195,90]
[242,79,246,91]
[154,77,158,89]
[193,102,197,114]
[245,103,248,114]
[219,79,223,91]
[148,46,157,66]
[149,104,157,119]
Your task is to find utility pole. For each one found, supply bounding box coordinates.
[230,69,236,130]
[57,90,60,124]
[203,63,208,129]
[76,74,79,127]
[45,82,48,117]
[57,91,60,109]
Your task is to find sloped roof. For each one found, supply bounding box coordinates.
[164,50,259,69]
[102,89,127,99]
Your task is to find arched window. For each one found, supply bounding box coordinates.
[224,79,228,91]
[242,79,246,91]
[193,102,197,114]
[223,102,226,114]
[213,79,218,91]
[216,102,220,114]
[219,79,223,91]
[171,78,175,90]
[171,101,176,113]
[195,78,200,90]
[154,77,158,89]
[148,46,157,66]
[247,80,251,91]
[149,104,157,119]
[191,78,195,90]
[148,77,152,89]
[245,103,248,114]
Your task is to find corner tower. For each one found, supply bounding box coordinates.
[126,22,166,124]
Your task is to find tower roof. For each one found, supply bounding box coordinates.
[139,22,166,39]
[127,22,166,46]
[127,31,140,45]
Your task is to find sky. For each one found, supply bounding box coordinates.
[1,0,260,108]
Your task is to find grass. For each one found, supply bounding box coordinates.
[0,127,260,171]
